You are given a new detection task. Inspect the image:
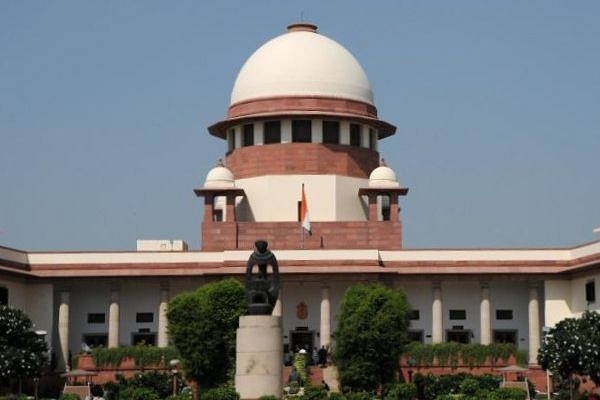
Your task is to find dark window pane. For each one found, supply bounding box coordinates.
[292,120,311,143]
[449,309,466,320]
[136,312,154,323]
[446,330,471,344]
[132,333,156,346]
[87,313,106,324]
[0,287,7,306]
[83,334,108,348]
[322,120,340,144]
[228,129,236,151]
[350,124,361,146]
[243,124,254,147]
[407,330,424,343]
[409,310,420,320]
[586,281,596,303]
[495,309,513,320]
[493,330,517,344]
[264,121,281,144]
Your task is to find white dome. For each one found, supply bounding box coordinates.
[231,24,374,106]
[369,165,401,188]
[204,165,235,189]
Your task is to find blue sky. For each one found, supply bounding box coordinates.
[1,1,599,251]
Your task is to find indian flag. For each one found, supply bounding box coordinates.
[301,184,311,235]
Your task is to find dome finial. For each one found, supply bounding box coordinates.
[216,158,225,167]
[287,22,318,33]
[380,158,387,167]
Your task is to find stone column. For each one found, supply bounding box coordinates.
[480,283,491,345]
[528,284,541,365]
[157,288,169,348]
[108,289,120,348]
[58,291,70,371]
[432,283,443,344]
[320,286,331,349]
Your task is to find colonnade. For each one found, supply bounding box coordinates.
[56,280,542,370]
[56,287,170,371]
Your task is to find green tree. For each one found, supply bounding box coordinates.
[0,305,48,386]
[167,278,247,390]
[334,283,411,392]
[538,310,600,392]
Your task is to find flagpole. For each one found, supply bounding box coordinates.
[301,184,305,249]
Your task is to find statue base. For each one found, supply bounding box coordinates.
[235,315,283,399]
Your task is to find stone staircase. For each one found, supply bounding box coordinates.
[321,365,340,392]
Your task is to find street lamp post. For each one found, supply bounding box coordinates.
[34,377,39,400]
[170,359,180,396]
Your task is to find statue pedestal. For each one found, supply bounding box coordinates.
[235,315,283,399]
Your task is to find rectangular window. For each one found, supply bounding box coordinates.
[87,313,106,324]
[495,309,513,320]
[493,330,517,345]
[586,281,596,303]
[83,334,108,348]
[292,120,312,142]
[132,332,156,346]
[409,310,420,320]
[0,287,7,306]
[242,124,254,147]
[136,312,154,323]
[449,309,466,320]
[407,330,424,343]
[322,120,340,144]
[263,121,281,144]
[446,330,471,344]
[350,124,361,146]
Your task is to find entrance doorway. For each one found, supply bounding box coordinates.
[290,329,315,364]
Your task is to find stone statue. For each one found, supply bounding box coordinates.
[245,240,280,315]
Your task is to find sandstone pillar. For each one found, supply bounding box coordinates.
[158,287,169,347]
[108,289,120,348]
[432,283,443,343]
[58,291,70,371]
[320,286,331,348]
[235,315,283,399]
[480,283,491,345]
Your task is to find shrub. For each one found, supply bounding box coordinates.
[126,370,172,398]
[385,382,418,400]
[329,392,347,400]
[300,384,328,400]
[201,386,240,400]
[475,374,502,391]
[345,391,372,400]
[119,386,160,400]
[258,395,279,400]
[90,345,180,368]
[459,378,479,396]
[58,394,81,400]
[166,393,193,400]
[102,380,120,400]
[494,387,528,400]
